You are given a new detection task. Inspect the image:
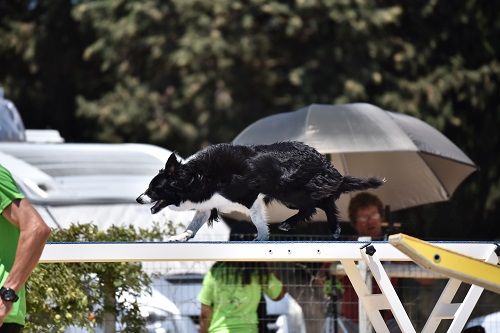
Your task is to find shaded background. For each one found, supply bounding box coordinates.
[1,0,499,240]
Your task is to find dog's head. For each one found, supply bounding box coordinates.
[137,153,193,214]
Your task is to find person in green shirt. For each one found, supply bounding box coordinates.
[198,262,286,333]
[0,164,51,332]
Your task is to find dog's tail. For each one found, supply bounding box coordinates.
[338,175,385,194]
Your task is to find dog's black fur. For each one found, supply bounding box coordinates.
[137,141,383,239]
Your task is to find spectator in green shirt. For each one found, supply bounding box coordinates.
[198,262,286,333]
[0,164,51,332]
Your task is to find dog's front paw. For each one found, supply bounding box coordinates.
[332,225,342,239]
[168,230,194,242]
[278,221,293,232]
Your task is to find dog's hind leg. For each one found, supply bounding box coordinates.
[250,194,270,241]
[319,199,341,239]
[277,207,316,232]
[168,210,211,241]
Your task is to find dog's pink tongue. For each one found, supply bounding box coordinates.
[151,200,165,214]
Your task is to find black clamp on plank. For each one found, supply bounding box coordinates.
[360,243,376,256]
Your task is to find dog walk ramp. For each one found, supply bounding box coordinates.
[389,234,500,333]
[388,234,500,294]
[344,234,499,333]
[40,238,497,333]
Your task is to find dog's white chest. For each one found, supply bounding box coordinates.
[171,193,250,215]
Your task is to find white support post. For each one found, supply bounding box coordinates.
[358,257,373,333]
[360,246,417,333]
[341,243,417,333]
[422,248,499,333]
[340,259,390,333]
[358,236,373,333]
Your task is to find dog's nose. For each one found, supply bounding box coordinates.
[136,194,146,204]
[137,194,153,204]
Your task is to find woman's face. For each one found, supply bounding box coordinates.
[353,205,383,239]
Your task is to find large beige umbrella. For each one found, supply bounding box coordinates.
[232,103,477,221]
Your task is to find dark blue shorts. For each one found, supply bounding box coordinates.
[0,323,23,333]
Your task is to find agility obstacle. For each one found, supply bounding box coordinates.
[41,235,499,333]
[388,234,500,333]
[389,234,500,294]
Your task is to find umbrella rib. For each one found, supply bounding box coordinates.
[418,152,452,200]
[304,105,314,141]
[418,151,478,170]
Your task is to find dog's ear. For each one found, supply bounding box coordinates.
[165,153,180,175]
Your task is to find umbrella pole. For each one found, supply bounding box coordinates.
[384,205,392,240]
[328,270,339,333]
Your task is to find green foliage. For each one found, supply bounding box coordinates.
[25,223,170,333]
[27,262,92,333]
[1,0,499,238]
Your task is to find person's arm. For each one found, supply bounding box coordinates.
[198,269,215,333]
[199,303,213,333]
[271,284,286,301]
[0,198,51,323]
[266,273,286,301]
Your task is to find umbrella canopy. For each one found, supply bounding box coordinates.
[233,103,477,221]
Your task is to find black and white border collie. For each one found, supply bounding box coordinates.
[137,141,384,241]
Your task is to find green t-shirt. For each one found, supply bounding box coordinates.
[198,267,283,333]
[0,164,27,325]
